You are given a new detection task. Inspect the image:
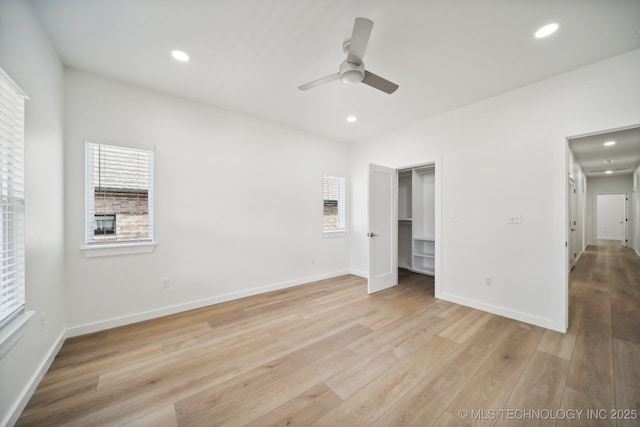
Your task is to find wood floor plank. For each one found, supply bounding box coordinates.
[438,308,493,344]
[44,341,166,380]
[347,303,439,356]
[21,375,99,417]
[174,323,371,426]
[611,298,640,344]
[96,333,275,390]
[121,405,178,427]
[565,304,615,406]
[613,338,640,427]
[161,313,300,354]
[324,348,399,400]
[180,347,360,426]
[391,305,468,359]
[556,387,615,427]
[312,336,459,426]
[232,308,375,372]
[18,355,240,426]
[443,323,544,427]
[434,411,473,426]
[245,382,342,427]
[495,350,570,427]
[371,316,517,427]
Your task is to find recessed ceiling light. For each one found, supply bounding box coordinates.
[171,50,190,62]
[604,160,614,164]
[605,171,613,174]
[604,141,616,146]
[346,116,357,123]
[535,23,559,38]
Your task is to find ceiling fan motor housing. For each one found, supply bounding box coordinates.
[339,60,365,84]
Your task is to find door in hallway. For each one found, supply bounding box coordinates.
[596,193,627,245]
[569,177,578,268]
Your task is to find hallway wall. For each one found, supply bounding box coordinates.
[586,175,634,246]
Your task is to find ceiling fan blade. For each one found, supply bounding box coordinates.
[362,70,399,94]
[347,17,373,64]
[298,73,340,91]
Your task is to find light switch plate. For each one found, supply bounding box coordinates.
[508,213,522,224]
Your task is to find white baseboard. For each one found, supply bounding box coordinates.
[348,268,367,279]
[439,291,564,333]
[4,328,66,427]
[66,269,350,337]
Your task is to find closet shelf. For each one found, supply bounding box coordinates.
[414,236,434,241]
[414,252,435,259]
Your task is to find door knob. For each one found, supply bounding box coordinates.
[367,232,378,237]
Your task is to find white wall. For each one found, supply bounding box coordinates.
[0,0,66,425]
[586,175,634,246]
[349,49,640,333]
[64,70,350,334]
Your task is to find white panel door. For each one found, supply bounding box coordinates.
[596,194,625,241]
[368,164,397,293]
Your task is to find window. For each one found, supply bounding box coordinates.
[86,142,154,246]
[0,68,26,329]
[323,175,345,232]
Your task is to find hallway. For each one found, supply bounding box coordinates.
[539,239,640,426]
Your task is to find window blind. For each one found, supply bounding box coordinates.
[85,142,154,245]
[0,67,26,329]
[323,175,345,231]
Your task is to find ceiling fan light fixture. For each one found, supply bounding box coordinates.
[341,70,363,84]
[339,61,365,85]
[535,23,559,38]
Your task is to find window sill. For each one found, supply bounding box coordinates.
[82,242,157,258]
[0,310,34,360]
[323,230,346,238]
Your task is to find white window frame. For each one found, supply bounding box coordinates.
[322,174,346,236]
[0,67,28,339]
[83,141,156,257]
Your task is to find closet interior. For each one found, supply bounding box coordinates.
[398,165,435,275]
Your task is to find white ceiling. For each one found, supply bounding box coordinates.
[30,0,640,143]
[569,127,640,178]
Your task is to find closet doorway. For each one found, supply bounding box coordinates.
[398,164,436,276]
[367,161,439,294]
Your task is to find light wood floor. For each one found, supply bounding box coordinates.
[17,242,640,426]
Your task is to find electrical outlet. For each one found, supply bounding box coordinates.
[161,278,169,289]
[485,276,493,287]
[40,312,46,331]
[311,257,316,265]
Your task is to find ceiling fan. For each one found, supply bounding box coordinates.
[298,17,399,94]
